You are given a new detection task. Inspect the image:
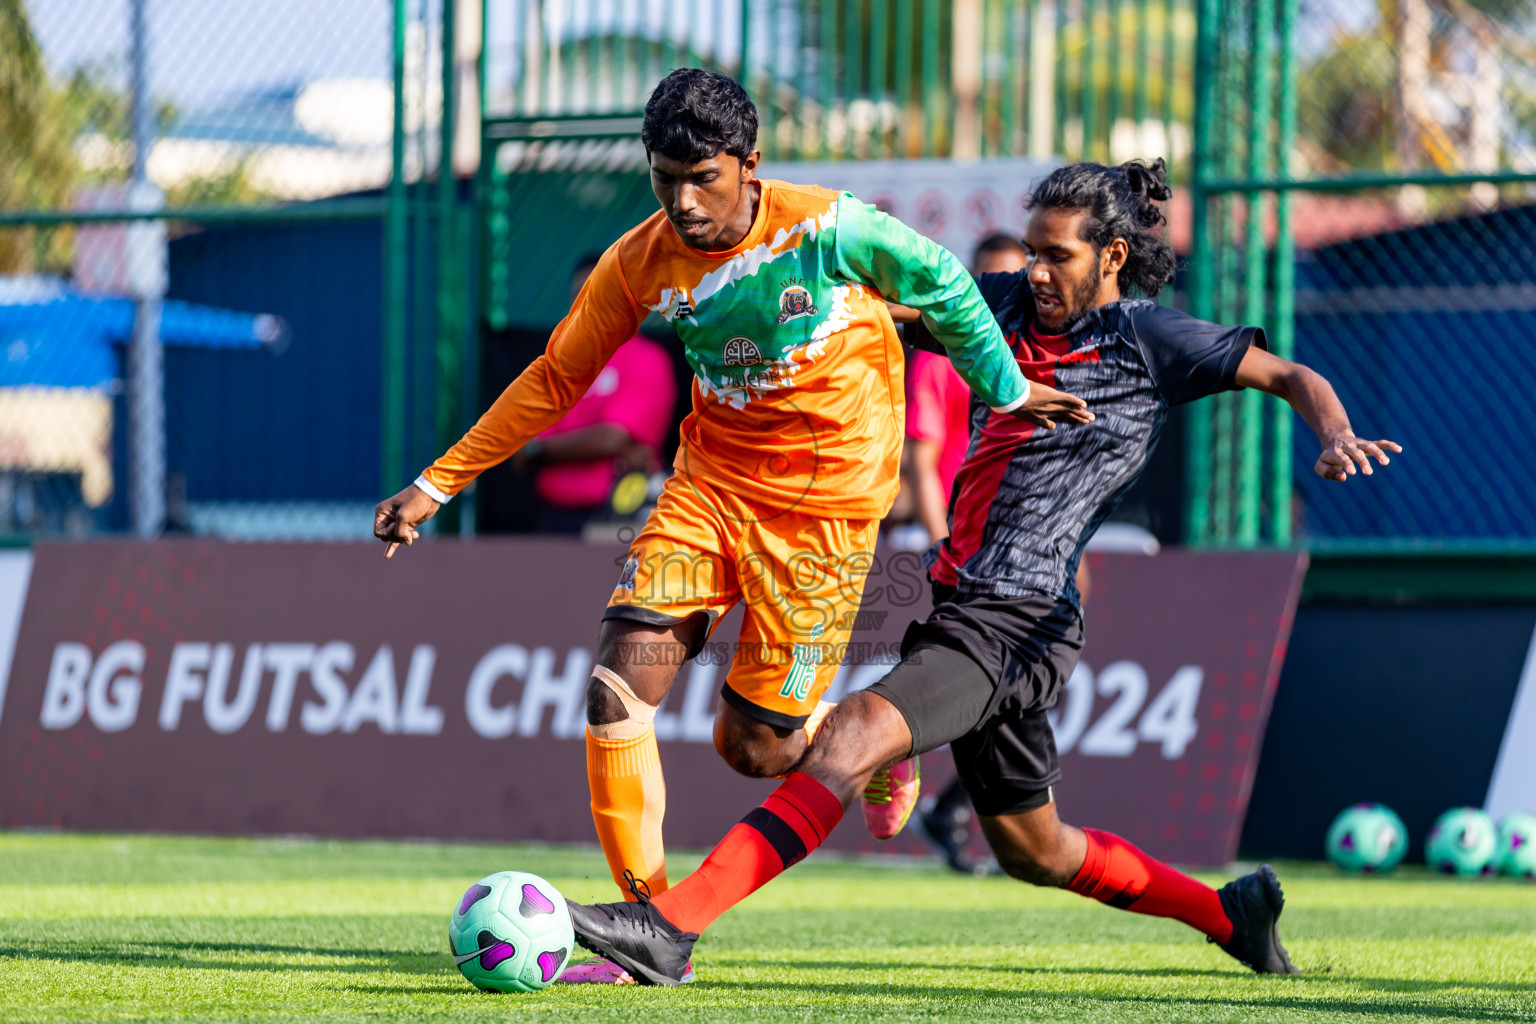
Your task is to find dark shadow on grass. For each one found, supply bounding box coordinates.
[0,939,452,976]
[710,977,1535,1021]
[707,957,1536,998]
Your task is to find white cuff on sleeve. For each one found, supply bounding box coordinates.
[991,379,1031,414]
[413,475,452,504]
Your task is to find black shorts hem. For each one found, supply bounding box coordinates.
[864,679,922,758]
[601,606,719,660]
[719,685,811,731]
[966,776,1060,818]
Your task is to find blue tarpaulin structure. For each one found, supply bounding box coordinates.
[0,277,285,390]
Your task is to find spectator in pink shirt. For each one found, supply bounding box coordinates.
[906,234,1030,542]
[518,255,678,533]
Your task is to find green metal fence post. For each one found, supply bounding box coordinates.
[1185,0,1219,544]
[383,0,409,494]
[822,0,838,159]
[896,0,914,157]
[1238,0,1273,545]
[922,0,940,157]
[1082,0,1099,161]
[411,1,434,474]
[1162,0,1177,185]
[1106,0,1123,156]
[1271,0,1297,546]
[435,0,462,534]
[870,0,888,156]
[1210,0,1244,543]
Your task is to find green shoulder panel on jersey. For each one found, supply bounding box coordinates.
[830,194,1028,411]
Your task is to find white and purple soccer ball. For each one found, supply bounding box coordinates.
[449,870,574,992]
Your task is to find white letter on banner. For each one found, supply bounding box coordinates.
[87,640,144,732]
[679,660,717,743]
[205,643,261,734]
[41,643,91,729]
[519,647,590,738]
[301,642,354,735]
[264,643,316,732]
[465,645,528,739]
[160,643,210,730]
[341,645,400,734]
[1047,662,1095,754]
[400,645,443,735]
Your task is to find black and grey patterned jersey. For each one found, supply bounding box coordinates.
[911,271,1263,612]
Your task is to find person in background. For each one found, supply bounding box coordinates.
[906,234,1029,544]
[517,254,677,534]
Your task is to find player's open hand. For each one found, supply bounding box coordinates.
[1011,380,1095,430]
[1315,435,1402,482]
[374,485,441,558]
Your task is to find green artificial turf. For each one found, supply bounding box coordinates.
[0,832,1532,1022]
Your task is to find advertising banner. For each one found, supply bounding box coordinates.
[0,540,1303,866]
[762,157,1059,266]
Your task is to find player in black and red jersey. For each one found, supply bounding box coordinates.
[560,158,1402,986]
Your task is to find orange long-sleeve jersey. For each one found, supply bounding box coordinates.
[416,179,1026,520]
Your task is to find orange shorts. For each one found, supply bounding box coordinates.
[604,474,880,729]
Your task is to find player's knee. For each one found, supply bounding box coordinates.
[714,717,799,778]
[996,850,1066,887]
[585,676,629,727]
[989,820,1078,887]
[584,665,657,738]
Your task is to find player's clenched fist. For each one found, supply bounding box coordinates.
[374,484,440,558]
[1315,435,1402,483]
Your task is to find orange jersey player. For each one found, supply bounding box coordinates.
[374,69,1089,984]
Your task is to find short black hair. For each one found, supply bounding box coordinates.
[972,233,1027,262]
[642,68,758,164]
[1025,159,1176,298]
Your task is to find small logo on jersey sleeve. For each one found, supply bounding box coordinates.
[776,285,818,325]
[616,556,639,591]
[723,336,764,365]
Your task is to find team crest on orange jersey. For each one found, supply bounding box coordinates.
[616,556,639,591]
[723,336,764,365]
[776,285,818,324]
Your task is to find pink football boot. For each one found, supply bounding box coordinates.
[861,756,921,840]
[558,957,695,985]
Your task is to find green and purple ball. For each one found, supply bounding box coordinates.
[1325,803,1408,873]
[1496,812,1536,879]
[449,870,574,992]
[1425,807,1498,876]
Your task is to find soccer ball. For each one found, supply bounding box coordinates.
[1425,807,1498,876]
[1496,812,1536,879]
[449,871,574,992]
[1325,803,1408,873]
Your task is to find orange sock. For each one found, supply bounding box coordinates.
[587,726,668,899]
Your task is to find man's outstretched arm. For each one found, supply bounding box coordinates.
[1233,346,1402,482]
[834,197,1092,429]
[374,246,644,555]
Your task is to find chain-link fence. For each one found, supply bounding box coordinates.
[1,0,417,541]
[1188,0,1536,547]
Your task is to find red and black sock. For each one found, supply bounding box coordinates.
[652,773,844,936]
[1066,827,1233,944]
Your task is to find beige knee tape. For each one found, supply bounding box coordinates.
[588,665,657,741]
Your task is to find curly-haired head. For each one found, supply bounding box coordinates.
[642,68,759,163]
[1025,159,1175,298]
